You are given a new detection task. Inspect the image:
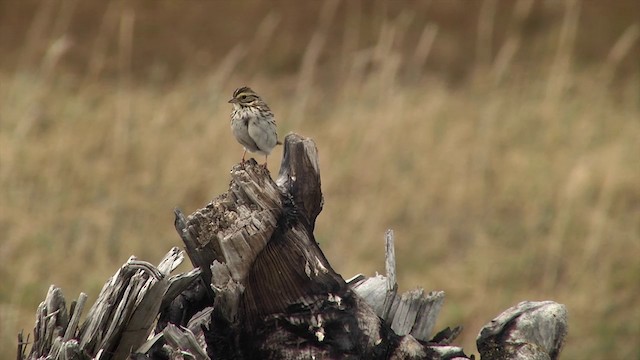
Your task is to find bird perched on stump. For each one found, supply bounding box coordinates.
[228,87,281,166]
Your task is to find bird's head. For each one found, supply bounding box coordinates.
[229,87,263,108]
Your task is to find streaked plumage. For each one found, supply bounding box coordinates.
[228,87,281,165]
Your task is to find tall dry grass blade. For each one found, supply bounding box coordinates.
[208,44,247,94]
[373,22,395,66]
[292,0,339,123]
[3,35,71,184]
[390,11,415,53]
[490,0,534,84]
[342,48,373,98]
[579,148,620,275]
[11,35,71,141]
[374,22,399,98]
[48,0,79,44]
[246,12,281,75]
[18,0,57,69]
[471,98,501,211]
[543,0,581,116]
[379,12,413,92]
[85,1,120,83]
[513,0,535,21]
[490,38,518,85]
[6,0,74,169]
[40,36,73,80]
[600,23,640,85]
[476,0,497,72]
[410,23,439,79]
[113,7,135,160]
[543,160,585,290]
[340,0,362,80]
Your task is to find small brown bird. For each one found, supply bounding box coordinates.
[228,87,281,166]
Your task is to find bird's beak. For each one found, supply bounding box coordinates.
[228,98,238,104]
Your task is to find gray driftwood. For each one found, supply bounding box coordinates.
[477,301,568,360]
[19,133,567,360]
[21,248,201,360]
[170,133,458,359]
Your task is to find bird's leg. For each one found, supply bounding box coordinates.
[263,155,268,167]
[242,149,247,163]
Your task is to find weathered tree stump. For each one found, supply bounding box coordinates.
[169,133,462,359]
[18,133,568,360]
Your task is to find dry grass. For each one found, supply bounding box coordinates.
[1,1,640,359]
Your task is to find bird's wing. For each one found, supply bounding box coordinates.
[248,118,278,154]
[232,120,259,152]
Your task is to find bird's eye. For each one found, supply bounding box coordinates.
[240,95,248,100]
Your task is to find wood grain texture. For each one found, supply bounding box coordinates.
[25,248,189,359]
[477,300,568,360]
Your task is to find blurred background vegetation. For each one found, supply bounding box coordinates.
[1,0,639,358]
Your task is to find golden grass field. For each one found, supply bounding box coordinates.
[1,1,639,358]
